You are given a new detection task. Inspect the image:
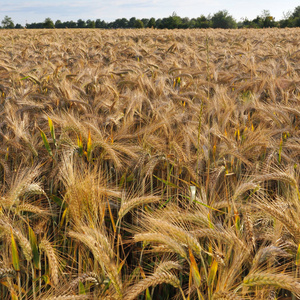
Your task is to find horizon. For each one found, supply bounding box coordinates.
[1,0,298,26]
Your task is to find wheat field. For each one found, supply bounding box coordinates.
[0,28,300,299]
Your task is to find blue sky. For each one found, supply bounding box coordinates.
[1,0,299,25]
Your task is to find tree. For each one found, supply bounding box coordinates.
[86,19,95,28]
[117,18,129,28]
[292,6,300,18]
[294,17,300,27]
[181,17,190,28]
[26,22,43,29]
[260,10,277,27]
[190,18,197,28]
[211,10,237,28]
[239,17,258,28]
[148,17,156,28]
[110,18,128,28]
[128,17,136,28]
[43,18,54,28]
[141,18,149,27]
[251,16,263,28]
[134,19,144,28]
[55,20,64,28]
[95,19,107,28]
[166,12,182,29]
[64,21,77,28]
[1,16,14,29]
[195,15,212,28]
[15,23,23,29]
[155,18,163,28]
[77,19,86,28]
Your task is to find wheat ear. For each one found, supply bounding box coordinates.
[243,210,255,251]
[39,239,59,286]
[124,270,180,300]
[243,273,300,297]
[256,202,300,239]
[118,195,160,220]
[134,232,187,258]
[69,231,123,297]
[149,219,202,258]
[0,268,16,279]
[70,272,102,289]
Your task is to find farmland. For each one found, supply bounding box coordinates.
[1,28,300,299]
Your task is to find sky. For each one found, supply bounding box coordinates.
[0,0,299,26]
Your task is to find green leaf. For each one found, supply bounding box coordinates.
[40,129,53,157]
[51,195,67,209]
[189,248,201,287]
[20,76,30,80]
[28,226,40,269]
[48,117,56,146]
[77,134,83,157]
[11,290,19,300]
[59,208,69,229]
[5,147,9,161]
[296,244,300,266]
[235,212,241,231]
[153,175,179,188]
[20,75,39,84]
[41,275,51,285]
[192,199,224,213]
[87,130,92,162]
[207,259,218,287]
[11,231,20,272]
[79,281,86,295]
[145,288,152,300]
[119,173,126,186]
[159,196,172,209]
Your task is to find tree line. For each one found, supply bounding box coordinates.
[1,7,300,30]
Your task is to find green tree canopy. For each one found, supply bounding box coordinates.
[86,19,95,28]
[128,17,136,28]
[166,12,182,29]
[43,18,54,28]
[211,10,237,28]
[95,19,107,28]
[195,15,212,28]
[55,20,64,28]
[1,16,14,29]
[292,6,300,18]
[134,19,144,28]
[148,17,156,28]
[77,19,86,28]
[260,10,277,27]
